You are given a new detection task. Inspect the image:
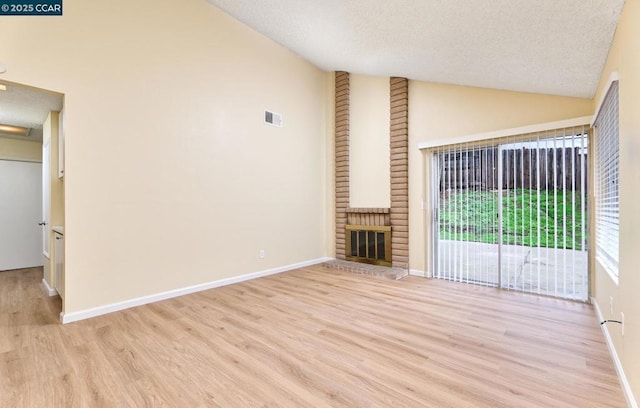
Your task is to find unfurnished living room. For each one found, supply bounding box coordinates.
[0,0,638,406]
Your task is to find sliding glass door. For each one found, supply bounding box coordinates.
[432,144,501,286]
[431,127,589,301]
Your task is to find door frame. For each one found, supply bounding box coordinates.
[42,140,51,259]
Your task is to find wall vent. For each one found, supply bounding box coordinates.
[264,110,283,127]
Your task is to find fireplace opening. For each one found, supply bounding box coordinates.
[345,225,391,266]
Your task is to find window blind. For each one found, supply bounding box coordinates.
[594,81,619,277]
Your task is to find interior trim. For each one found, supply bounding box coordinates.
[409,269,426,277]
[40,278,57,297]
[0,156,42,163]
[60,257,332,324]
[593,297,638,408]
[418,115,593,150]
[591,71,620,127]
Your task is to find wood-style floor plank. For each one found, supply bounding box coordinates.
[0,266,627,407]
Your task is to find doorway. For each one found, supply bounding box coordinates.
[0,79,64,316]
[431,127,589,301]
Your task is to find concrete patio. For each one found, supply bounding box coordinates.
[436,240,588,300]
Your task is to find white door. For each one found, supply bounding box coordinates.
[0,159,43,271]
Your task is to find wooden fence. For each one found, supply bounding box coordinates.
[439,147,588,191]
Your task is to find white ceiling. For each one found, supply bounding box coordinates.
[207,0,624,98]
[0,80,63,143]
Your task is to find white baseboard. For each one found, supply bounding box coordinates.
[60,257,331,325]
[40,278,58,297]
[409,269,426,277]
[592,297,638,408]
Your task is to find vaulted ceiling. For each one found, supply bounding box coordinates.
[207,0,625,98]
[0,1,625,138]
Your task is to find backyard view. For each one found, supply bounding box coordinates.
[439,189,585,250]
[434,134,589,300]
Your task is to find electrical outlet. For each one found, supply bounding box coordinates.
[621,312,625,337]
[259,250,265,259]
[610,296,614,315]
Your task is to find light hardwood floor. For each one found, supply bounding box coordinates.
[0,265,626,407]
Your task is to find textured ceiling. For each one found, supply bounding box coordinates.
[0,80,63,142]
[207,0,624,98]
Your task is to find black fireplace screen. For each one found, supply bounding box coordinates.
[345,225,391,266]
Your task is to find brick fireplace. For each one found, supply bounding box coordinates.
[334,72,409,270]
[345,208,391,266]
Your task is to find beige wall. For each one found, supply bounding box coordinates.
[591,0,640,403]
[349,74,391,208]
[0,0,329,315]
[0,137,41,162]
[325,74,336,258]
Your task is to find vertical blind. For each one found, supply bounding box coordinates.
[431,139,501,286]
[431,126,590,300]
[594,81,619,277]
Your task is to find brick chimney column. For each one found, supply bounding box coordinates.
[390,77,409,269]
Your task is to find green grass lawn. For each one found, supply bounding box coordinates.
[439,189,586,250]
